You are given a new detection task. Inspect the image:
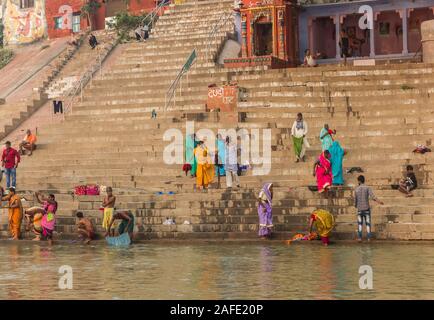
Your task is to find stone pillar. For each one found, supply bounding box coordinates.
[333,14,340,59]
[400,9,409,54]
[421,19,434,63]
[370,12,379,57]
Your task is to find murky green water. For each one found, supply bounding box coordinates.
[1,241,433,300]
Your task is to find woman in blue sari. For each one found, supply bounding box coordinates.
[258,183,273,238]
[319,124,335,151]
[329,140,346,185]
[215,134,226,177]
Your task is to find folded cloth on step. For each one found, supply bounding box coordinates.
[346,167,364,174]
[106,232,131,246]
[182,164,192,172]
[413,145,431,154]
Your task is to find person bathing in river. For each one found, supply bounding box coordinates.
[76,211,95,244]
[1,187,23,240]
[258,183,273,239]
[307,209,335,246]
[24,192,57,241]
[102,187,116,237]
[105,210,135,241]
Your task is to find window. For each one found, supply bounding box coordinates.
[379,22,390,36]
[54,17,63,30]
[72,14,81,33]
[20,0,35,9]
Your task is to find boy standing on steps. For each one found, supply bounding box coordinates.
[354,175,384,242]
[101,187,116,237]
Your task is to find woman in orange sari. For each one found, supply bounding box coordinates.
[2,187,23,240]
[195,141,214,190]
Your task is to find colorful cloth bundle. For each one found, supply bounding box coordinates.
[106,232,131,246]
[285,232,318,244]
[413,145,431,154]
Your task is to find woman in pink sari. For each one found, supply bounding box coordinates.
[313,150,332,193]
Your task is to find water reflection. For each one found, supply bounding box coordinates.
[1,242,434,299]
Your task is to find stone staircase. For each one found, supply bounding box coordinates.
[44,30,117,100]
[0,33,88,140]
[1,0,434,241]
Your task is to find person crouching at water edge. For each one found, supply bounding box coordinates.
[76,211,95,245]
[24,191,57,241]
[1,187,23,240]
[105,211,135,241]
[308,209,335,246]
[258,183,273,239]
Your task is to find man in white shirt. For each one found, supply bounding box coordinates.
[291,113,310,162]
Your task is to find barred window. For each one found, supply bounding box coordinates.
[20,0,35,9]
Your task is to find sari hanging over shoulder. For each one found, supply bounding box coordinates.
[311,209,335,238]
[195,147,215,188]
[315,152,332,193]
[329,140,345,185]
[320,128,333,151]
[258,183,273,237]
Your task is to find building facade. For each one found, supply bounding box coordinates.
[0,0,158,45]
[1,0,47,45]
[299,0,434,63]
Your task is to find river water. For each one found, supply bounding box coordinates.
[0,241,433,300]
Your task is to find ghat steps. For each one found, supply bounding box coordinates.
[1,0,434,241]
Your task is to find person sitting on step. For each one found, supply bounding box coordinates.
[19,129,37,156]
[398,165,418,198]
[89,33,98,49]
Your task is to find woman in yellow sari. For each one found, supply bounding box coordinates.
[2,187,23,240]
[194,141,214,190]
[308,209,335,246]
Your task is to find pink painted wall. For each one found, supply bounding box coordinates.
[408,8,434,53]
[374,11,403,55]
[312,17,335,59]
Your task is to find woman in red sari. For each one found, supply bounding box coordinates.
[313,150,332,193]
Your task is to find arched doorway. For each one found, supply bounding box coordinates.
[253,15,273,56]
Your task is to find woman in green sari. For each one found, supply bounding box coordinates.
[185,134,198,177]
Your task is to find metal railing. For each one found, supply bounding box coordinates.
[165,49,197,111]
[206,10,234,62]
[138,0,170,40]
[61,36,117,119]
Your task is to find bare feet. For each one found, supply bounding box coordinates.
[32,237,41,241]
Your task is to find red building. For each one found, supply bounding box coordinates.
[45,0,158,39]
[46,0,91,39]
